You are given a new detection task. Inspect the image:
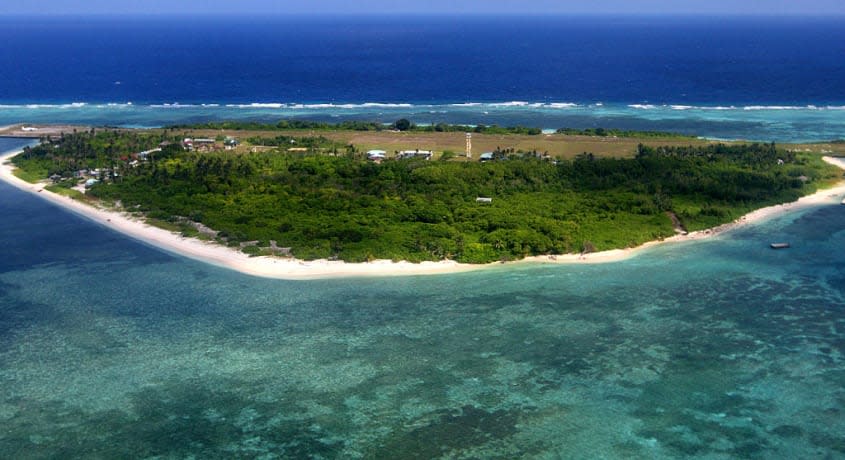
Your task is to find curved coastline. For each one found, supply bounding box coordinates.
[2,149,844,280]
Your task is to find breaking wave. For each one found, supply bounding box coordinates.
[3,101,841,112]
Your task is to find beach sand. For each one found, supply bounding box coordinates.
[2,150,844,279]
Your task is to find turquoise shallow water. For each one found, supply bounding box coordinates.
[1,141,845,457]
[3,102,845,142]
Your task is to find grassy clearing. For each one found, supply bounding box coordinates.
[146,218,185,233]
[44,184,85,200]
[162,127,714,160]
[156,127,845,159]
[12,167,47,183]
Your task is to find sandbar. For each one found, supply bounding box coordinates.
[2,149,844,279]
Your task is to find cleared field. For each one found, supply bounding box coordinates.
[166,129,712,159]
[165,129,845,159]
[6,124,845,159]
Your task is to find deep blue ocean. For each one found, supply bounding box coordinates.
[0,15,844,141]
[2,15,845,458]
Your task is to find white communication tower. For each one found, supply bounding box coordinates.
[466,132,472,159]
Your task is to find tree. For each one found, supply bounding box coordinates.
[393,118,412,131]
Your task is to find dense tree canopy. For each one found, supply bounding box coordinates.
[13,130,840,263]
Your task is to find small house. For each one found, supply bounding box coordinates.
[367,150,387,161]
[193,138,217,152]
[136,147,161,160]
[479,152,494,162]
[224,137,239,150]
[398,150,433,160]
[182,138,216,151]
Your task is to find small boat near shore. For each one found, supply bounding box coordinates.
[770,242,790,249]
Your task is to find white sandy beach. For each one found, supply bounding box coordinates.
[2,149,844,279]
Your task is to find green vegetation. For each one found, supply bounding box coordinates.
[418,123,542,135]
[556,127,691,138]
[244,134,351,153]
[393,118,413,131]
[175,118,704,139]
[12,130,841,264]
[13,129,178,179]
[169,119,543,135]
[171,119,388,132]
[44,184,85,200]
[12,165,47,183]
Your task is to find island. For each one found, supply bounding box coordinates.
[2,121,844,278]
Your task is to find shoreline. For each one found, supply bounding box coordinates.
[2,149,844,279]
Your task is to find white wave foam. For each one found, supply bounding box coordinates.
[490,101,529,107]
[742,105,818,111]
[359,102,414,108]
[626,104,841,112]
[488,101,544,107]
[151,103,200,108]
[100,102,134,108]
[224,102,416,109]
[224,103,285,109]
[0,101,842,115]
[448,101,578,109]
[15,102,89,109]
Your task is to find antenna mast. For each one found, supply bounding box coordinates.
[465,132,472,159]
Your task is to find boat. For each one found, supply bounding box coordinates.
[770,243,790,249]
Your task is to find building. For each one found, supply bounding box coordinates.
[182,138,216,151]
[224,137,240,150]
[479,152,494,162]
[367,150,387,161]
[398,150,433,160]
[136,147,162,160]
